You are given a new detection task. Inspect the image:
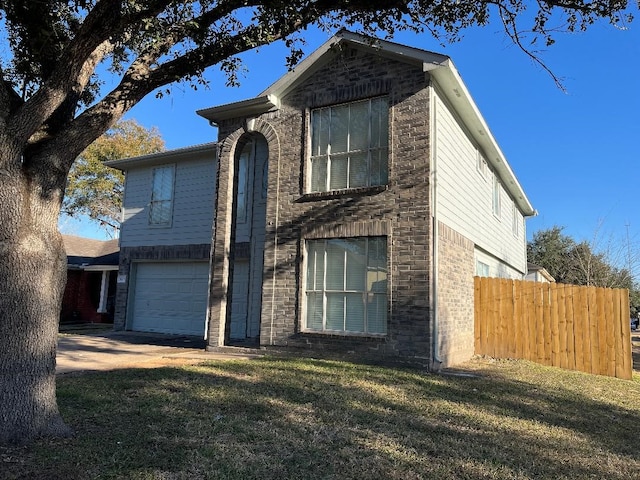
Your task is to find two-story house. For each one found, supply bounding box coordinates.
[108,31,535,368]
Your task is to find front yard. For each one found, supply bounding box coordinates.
[2,356,639,479]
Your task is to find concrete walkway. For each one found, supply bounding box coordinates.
[56,331,259,374]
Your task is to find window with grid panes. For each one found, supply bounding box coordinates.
[149,165,175,226]
[309,97,388,192]
[305,237,387,334]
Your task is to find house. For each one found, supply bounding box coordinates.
[109,31,535,368]
[106,143,217,335]
[61,234,119,323]
[525,262,556,283]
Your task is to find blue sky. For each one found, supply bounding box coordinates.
[62,16,640,273]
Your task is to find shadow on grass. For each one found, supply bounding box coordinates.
[4,357,640,479]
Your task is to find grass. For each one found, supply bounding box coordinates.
[2,357,639,480]
[58,323,114,336]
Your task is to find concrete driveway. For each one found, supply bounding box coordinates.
[56,331,258,374]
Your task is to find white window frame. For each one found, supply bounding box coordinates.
[308,97,389,193]
[304,237,388,335]
[476,261,490,277]
[149,164,175,226]
[477,151,488,179]
[492,173,502,218]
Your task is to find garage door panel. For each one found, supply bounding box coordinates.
[130,262,209,336]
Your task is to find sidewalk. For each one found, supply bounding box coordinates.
[56,330,259,374]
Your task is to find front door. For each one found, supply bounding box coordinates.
[229,137,268,343]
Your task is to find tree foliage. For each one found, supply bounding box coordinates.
[0,1,635,167]
[528,226,640,315]
[62,119,164,237]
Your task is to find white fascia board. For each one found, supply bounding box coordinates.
[430,60,535,216]
[83,265,119,272]
[104,142,217,171]
[196,94,280,125]
[259,30,449,99]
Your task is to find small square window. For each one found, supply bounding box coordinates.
[476,261,490,277]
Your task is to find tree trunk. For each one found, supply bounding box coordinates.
[0,162,72,444]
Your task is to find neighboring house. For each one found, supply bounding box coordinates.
[105,143,217,336]
[525,262,556,283]
[62,234,119,323]
[110,31,535,368]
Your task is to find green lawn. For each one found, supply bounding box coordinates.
[2,357,639,479]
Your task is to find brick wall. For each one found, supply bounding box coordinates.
[113,244,210,330]
[208,45,434,366]
[436,222,475,366]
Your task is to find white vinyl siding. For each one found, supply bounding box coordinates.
[120,155,216,247]
[433,89,527,274]
[305,237,387,335]
[475,249,522,279]
[309,97,388,192]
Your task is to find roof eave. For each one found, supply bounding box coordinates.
[430,60,535,217]
[258,30,449,99]
[105,142,217,170]
[196,94,280,125]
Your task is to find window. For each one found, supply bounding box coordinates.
[477,152,488,178]
[492,174,501,217]
[149,165,175,226]
[305,237,387,335]
[476,261,490,277]
[236,147,249,223]
[309,97,388,192]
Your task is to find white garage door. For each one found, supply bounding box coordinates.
[130,262,209,336]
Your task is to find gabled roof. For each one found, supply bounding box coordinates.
[63,234,119,268]
[196,30,534,216]
[105,142,217,170]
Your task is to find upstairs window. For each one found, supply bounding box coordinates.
[512,203,520,237]
[477,152,488,179]
[149,165,175,226]
[492,174,501,218]
[309,97,388,193]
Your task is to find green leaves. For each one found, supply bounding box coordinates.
[62,119,165,236]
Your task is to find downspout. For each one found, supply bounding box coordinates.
[429,83,443,371]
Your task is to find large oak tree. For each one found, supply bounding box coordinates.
[0,0,633,444]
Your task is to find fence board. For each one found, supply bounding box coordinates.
[606,289,616,378]
[474,278,632,379]
[620,291,632,379]
[565,285,576,371]
[557,284,568,369]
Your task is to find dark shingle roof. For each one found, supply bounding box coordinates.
[63,234,119,267]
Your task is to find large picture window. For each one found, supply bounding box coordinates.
[149,165,175,226]
[305,237,387,335]
[310,97,388,192]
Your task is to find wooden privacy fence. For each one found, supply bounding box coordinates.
[474,277,633,380]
